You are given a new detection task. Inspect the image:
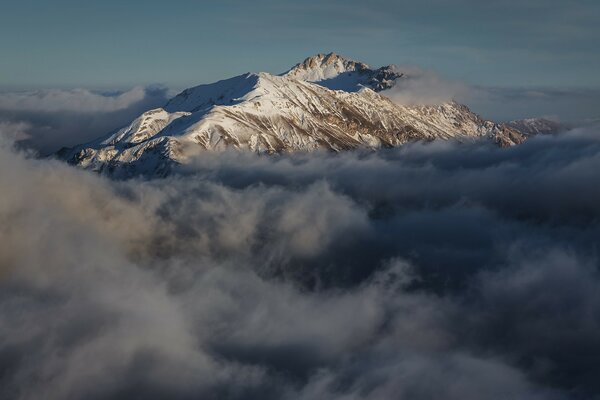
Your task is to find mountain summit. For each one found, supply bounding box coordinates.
[284,52,371,81]
[60,53,526,178]
[283,52,404,92]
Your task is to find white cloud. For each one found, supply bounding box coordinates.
[0,87,153,113]
[381,66,474,105]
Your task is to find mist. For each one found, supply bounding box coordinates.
[381,66,472,106]
[1,121,599,399]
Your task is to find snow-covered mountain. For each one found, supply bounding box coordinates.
[60,53,526,178]
[507,118,564,136]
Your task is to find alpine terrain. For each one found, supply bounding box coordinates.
[60,53,529,177]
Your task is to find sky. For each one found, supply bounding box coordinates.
[1,0,599,90]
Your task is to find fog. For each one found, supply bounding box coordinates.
[0,120,599,399]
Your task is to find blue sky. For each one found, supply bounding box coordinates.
[1,0,599,89]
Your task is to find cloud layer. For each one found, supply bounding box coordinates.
[1,122,599,399]
[380,69,600,125]
[0,86,171,155]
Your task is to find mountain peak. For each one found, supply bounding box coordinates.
[284,52,370,82]
[305,52,364,67]
[282,52,403,92]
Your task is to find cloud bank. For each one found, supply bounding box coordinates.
[0,86,171,155]
[1,122,599,399]
[380,68,600,123]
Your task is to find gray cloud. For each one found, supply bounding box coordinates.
[0,121,31,143]
[0,122,599,399]
[0,87,165,113]
[0,86,171,155]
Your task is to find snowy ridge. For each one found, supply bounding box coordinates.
[100,108,190,146]
[164,73,261,113]
[60,54,526,178]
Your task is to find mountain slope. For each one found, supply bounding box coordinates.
[60,54,525,178]
[507,118,564,136]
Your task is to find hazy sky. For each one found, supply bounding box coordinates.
[1,0,599,89]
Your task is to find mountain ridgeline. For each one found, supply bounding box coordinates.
[60,53,540,178]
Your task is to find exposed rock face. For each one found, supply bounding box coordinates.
[60,53,526,178]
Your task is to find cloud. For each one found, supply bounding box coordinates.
[379,68,600,123]
[0,86,171,155]
[381,66,474,106]
[0,87,164,113]
[0,122,600,399]
[0,121,31,143]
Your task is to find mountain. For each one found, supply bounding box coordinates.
[507,118,564,136]
[282,52,404,92]
[60,53,526,178]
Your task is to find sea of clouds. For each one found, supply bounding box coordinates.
[1,107,600,399]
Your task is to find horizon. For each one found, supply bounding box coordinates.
[2,0,600,126]
[1,49,599,129]
[2,1,599,90]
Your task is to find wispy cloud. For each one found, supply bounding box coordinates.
[379,68,600,122]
